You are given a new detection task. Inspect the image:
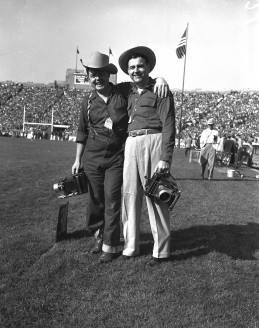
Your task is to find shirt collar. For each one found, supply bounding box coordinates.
[88,83,117,100]
[130,77,156,95]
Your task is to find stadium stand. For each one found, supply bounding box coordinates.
[0,83,258,151]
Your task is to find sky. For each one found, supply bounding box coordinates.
[1,0,259,91]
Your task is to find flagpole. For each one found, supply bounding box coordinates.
[178,23,189,148]
[109,47,117,84]
[76,46,78,72]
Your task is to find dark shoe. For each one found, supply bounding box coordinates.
[121,255,135,260]
[201,174,204,179]
[147,256,170,267]
[91,237,103,254]
[99,252,116,263]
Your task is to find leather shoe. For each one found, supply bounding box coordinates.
[147,256,170,267]
[99,252,116,263]
[121,255,135,260]
[91,237,103,254]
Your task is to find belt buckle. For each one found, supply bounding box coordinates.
[131,131,137,137]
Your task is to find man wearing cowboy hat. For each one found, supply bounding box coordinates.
[118,46,175,266]
[199,118,219,179]
[72,51,169,263]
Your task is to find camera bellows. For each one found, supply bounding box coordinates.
[53,168,88,198]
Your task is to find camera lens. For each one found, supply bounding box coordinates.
[53,183,63,192]
[158,190,171,202]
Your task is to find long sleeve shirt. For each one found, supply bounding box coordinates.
[76,84,128,145]
[76,86,129,162]
[126,78,175,163]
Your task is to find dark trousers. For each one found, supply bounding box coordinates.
[85,152,124,248]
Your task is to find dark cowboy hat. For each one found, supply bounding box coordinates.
[83,51,118,74]
[118,46,156,75]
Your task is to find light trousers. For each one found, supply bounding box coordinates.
[122,134,171,258]
[200,143,216,178]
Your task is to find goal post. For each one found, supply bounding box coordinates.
[22,105,69,132]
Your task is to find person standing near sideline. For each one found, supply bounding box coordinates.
[118,46,175,266]
[216,131,226,153]
[72,51,169,263]
[224,134,236,165]
[246,139,254,167]
[199,118,219,180]
[184,133,193,157]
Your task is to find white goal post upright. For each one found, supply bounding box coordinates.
[23,105,52,131]
[51,107,54,132]
[22,105,69,132]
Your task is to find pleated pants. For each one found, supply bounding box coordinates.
[122,133,171,258]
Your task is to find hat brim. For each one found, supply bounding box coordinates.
[83,63,118,75]
[119,46,156,75]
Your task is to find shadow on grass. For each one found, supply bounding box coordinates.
[64,229,93,240]
[140,222,259,261]
[177,178,258,181]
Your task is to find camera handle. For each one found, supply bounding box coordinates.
[144,172,177,186]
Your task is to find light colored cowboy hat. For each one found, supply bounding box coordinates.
[83,51,118,74]
[207,118,215,125]
[118,46,156,75]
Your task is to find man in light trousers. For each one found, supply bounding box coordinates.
[118,46,175,266]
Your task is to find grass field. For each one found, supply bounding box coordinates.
[0,137,258,328]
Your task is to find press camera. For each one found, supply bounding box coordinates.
[53,168,88,198]
[144,172,181,211]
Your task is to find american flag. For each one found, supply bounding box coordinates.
[176,28,187,59]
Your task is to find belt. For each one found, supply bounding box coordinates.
[128,129,161,137]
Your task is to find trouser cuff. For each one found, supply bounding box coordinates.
[102,243,119,254]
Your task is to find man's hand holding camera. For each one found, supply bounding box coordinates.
[72,159,81,175]
[154,160,170,174]
[72,142,85,175]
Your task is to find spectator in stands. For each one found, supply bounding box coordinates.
[199,118,219,180]
[237,133,243,150]
[248,134,254,144]
[1,83,259,148]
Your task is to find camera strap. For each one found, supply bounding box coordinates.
[86,96,99,136]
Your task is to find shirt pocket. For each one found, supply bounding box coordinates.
[139,96,157,118]
[140,96,156,109]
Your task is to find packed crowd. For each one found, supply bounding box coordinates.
[1,82,259,143]
[0,83,86,136]
[178,90,259,144]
